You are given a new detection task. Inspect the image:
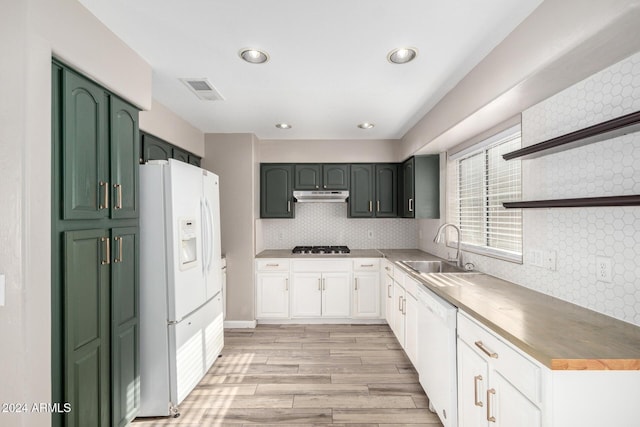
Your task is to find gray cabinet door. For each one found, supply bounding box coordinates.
[323,164,349,190]
[141,133,171,161]
[401,157,415,218]
[414,155,440,219]
[261,164,294,218]
[349,164,374,217]
[294,164,321,190]
[375,164,398,218]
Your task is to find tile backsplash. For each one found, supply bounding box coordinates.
[421,50,640,326]
[261,203,418,249]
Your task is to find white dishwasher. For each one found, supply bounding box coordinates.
[416,284,458,427]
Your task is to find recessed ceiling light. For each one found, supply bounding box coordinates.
[387,47,418,64]
[239,48,269,64]
[357,122,375,129]
[275,123,292,129]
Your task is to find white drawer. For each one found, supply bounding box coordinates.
[353,259,380,271]
[256,259,290,272]
[292,259,351,272]
[458,312,541,404]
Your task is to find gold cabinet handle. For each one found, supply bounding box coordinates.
[113,236,123,263]
[101,237,110,265]
[113,184,122,210]
[99,181,109,209]
[474,375,484,407]
[486,388,496,422]
[369,200,373,212]
[475,341,499,359]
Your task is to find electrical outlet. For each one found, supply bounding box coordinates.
[544,250,557,271]
[529,250,543,267]
[596,257,612,282]
[367,230,374,239]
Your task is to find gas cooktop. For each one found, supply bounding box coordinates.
[292,246,350,255]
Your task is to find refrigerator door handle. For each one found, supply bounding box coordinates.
[204,198,214,272]
[201,199,208,274]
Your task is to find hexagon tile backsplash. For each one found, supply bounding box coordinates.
[261,203,418,250]
[423,50,640,326]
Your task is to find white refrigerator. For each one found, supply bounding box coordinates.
[139,159,224,417]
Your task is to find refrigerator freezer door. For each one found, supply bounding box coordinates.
[166,159,208,321]
[202,170,222,299]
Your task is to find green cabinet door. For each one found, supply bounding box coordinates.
[294,164,321,190]
[188,155,201,167]
[141,133,171,162]
[400,157,415,218]
[375,164,398,217]
[261,164,294,218]
[64,229,111,427]
[110,96,139,220]
[322,164,349,190]
[349,164,374,217]
[172,147,189,163]
[111,227,140,427]
[414,155,440,219]
[63,71,108,220]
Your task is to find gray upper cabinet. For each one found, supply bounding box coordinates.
[349,164,375,217]
[294,163,349,190]
[294,164,321,190]
[140,132,202,166]
[322,164,349,190]
[350,164,398,218]
[261,164,294,218]
[401,155,440,219]
[375,164,398,218]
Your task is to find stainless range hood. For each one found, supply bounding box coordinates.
[293,190,349,203]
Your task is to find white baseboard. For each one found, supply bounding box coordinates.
[224,320,257,329]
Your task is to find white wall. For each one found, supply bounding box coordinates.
[139,99,205,157]
[0,1,151,425]
[421,51,640,327]
[260,138,402,163]
[401,0,640,158]
[203,134,258,323]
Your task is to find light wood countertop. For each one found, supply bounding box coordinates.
[379,249,640,371]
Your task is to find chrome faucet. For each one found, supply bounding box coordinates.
[433,223,462,267]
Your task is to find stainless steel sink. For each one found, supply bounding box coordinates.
[399,260,464,274]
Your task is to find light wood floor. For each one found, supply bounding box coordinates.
[133,324,443,426]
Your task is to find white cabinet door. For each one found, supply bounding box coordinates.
[392,281,406,347]
[353,272,380,318]
[491,372,541,427]
[384,270,395,330]
[322,272,350,317]
[291,273,322,317]
[457,339,489,427]
[404,290,419,367]
[256,273,290,318]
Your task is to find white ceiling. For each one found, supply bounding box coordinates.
[78,0,543,140]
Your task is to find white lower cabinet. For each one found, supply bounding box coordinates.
[403,278,419,367]
[382,260,395,330]
[291,272,350,317]
[457,311,541,427]
[353,259,380,318]
[392,279,406,347]
[255,273,290,319]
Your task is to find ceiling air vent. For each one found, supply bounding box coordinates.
[180,78,224,101]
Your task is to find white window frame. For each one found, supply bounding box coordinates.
[447,125,523,263]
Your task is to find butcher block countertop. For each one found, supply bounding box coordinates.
[379,249,640,371]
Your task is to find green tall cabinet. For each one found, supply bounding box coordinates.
[52,61,140,427]
[399,155,440,219]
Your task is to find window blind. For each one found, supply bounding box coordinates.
[450,128,522,262]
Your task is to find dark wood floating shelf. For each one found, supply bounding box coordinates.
[503,195,640,209]
[503,110,640,160]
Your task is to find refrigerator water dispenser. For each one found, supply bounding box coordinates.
[179,218,198,270]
